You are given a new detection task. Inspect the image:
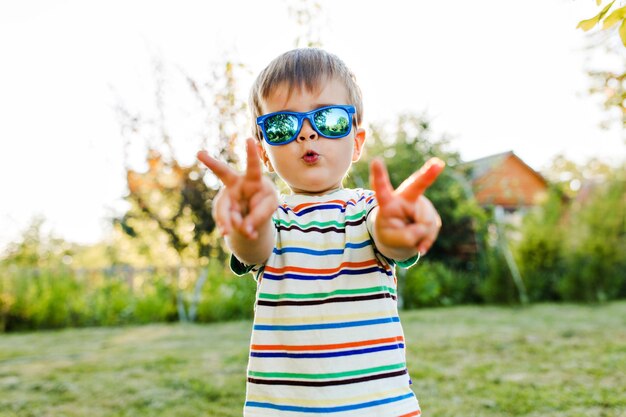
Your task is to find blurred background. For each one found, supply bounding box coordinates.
[0,0,624,331]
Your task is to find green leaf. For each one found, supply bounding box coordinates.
[577,0,615,31]
[619,19,626,47]
[602,5,626,29]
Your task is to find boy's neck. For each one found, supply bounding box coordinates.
[289,185,344,196]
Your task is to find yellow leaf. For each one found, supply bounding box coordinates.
[602,5,626,29]
[577,0,615,31]
[596,0,602,5]
[619,19,626,47]
[578,16,599,30]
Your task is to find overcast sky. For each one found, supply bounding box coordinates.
[0,0,624,251]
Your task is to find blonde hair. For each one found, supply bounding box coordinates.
[249,48,363,141]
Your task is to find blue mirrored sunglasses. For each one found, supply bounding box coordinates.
[256,105,356,146]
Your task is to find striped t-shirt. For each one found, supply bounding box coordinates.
[232,188,421,417]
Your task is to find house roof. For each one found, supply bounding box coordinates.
[460,151,547,186]
[459,151,514,181]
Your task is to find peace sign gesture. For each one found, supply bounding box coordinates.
[197,138,278,245]
[369,157,445,260]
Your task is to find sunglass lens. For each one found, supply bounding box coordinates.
[314,107,351,138]
[265,114,298,144]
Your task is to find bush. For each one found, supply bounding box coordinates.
[514,191,567,302]
[196,265,256,322]
[2,268,85,331]
[133,274,179,324]
[0,266,183,331]
[402,261,480,308]
[514,175,626,303]
[558,177,626,302]
[477,249,520,304]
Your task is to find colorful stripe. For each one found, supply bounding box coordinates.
[250,335,406,358]
[277,233,371,250]
[245,392,415,413]
[258,285,396,301]
[255,310,398,325]
[251,336,404,351]
[248,369,408,386]
[246,386,411,407]
[262,259,393,281]
[250,342,405,359]
[398,411,421,417]
[262,266,392,281]
[249,362,405,379]
[274,211,367,229]
[253,316,400,331]
[264,259,378,275]
[272,240,371,256]
[278,196,366,216]
[257,292,395,307]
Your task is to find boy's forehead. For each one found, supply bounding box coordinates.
[263,82,321,110]
[261,77,349,112]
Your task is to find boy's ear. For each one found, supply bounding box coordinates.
[351,128,367,163]
[256,141,275,172]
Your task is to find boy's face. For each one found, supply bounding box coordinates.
[257,77,366,195]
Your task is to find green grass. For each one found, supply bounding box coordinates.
[1,302,625,416]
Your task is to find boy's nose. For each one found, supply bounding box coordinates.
[297,119,318,142]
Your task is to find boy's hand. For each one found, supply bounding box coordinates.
[370,158,445,258]
[197,138,278,240]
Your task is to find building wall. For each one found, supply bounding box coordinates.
[473,155,547,208]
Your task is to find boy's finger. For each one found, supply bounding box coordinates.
[244,138,263,182]
[417,232,438,256]
[370,159,395,208]
[396,157,445,202]
[197,151,240,187]
[241,195,277,238]
[212,189,233,235]
[414,198,441,254]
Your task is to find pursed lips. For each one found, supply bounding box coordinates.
[302,150,320,164]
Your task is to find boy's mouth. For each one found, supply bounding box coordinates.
[302,150,320,164]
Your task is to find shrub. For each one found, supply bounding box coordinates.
[514,191,566,302]
[402,261,480,308]
[196,266,256,322]
[478,250,519,305]
[1,266,184,331]
[559,177,626,301]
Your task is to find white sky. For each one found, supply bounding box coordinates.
[0,0,624,251]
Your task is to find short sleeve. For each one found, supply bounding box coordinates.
[364,189,379,237]
[395,252,421,268]
[229,254,259,276]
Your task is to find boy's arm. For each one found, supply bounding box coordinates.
[369,158,445,261]
[224,212,276,266]
[197,138,278,265]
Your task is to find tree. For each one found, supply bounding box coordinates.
[578,1,626,47]
[114,59,249,321]
[0,216,73,268]
[578,2,626,131]
[542,154,615,198]
[288,0,324,48]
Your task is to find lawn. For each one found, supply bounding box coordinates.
[1,302,625,417]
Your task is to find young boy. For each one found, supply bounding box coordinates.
[198,48,444,417]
